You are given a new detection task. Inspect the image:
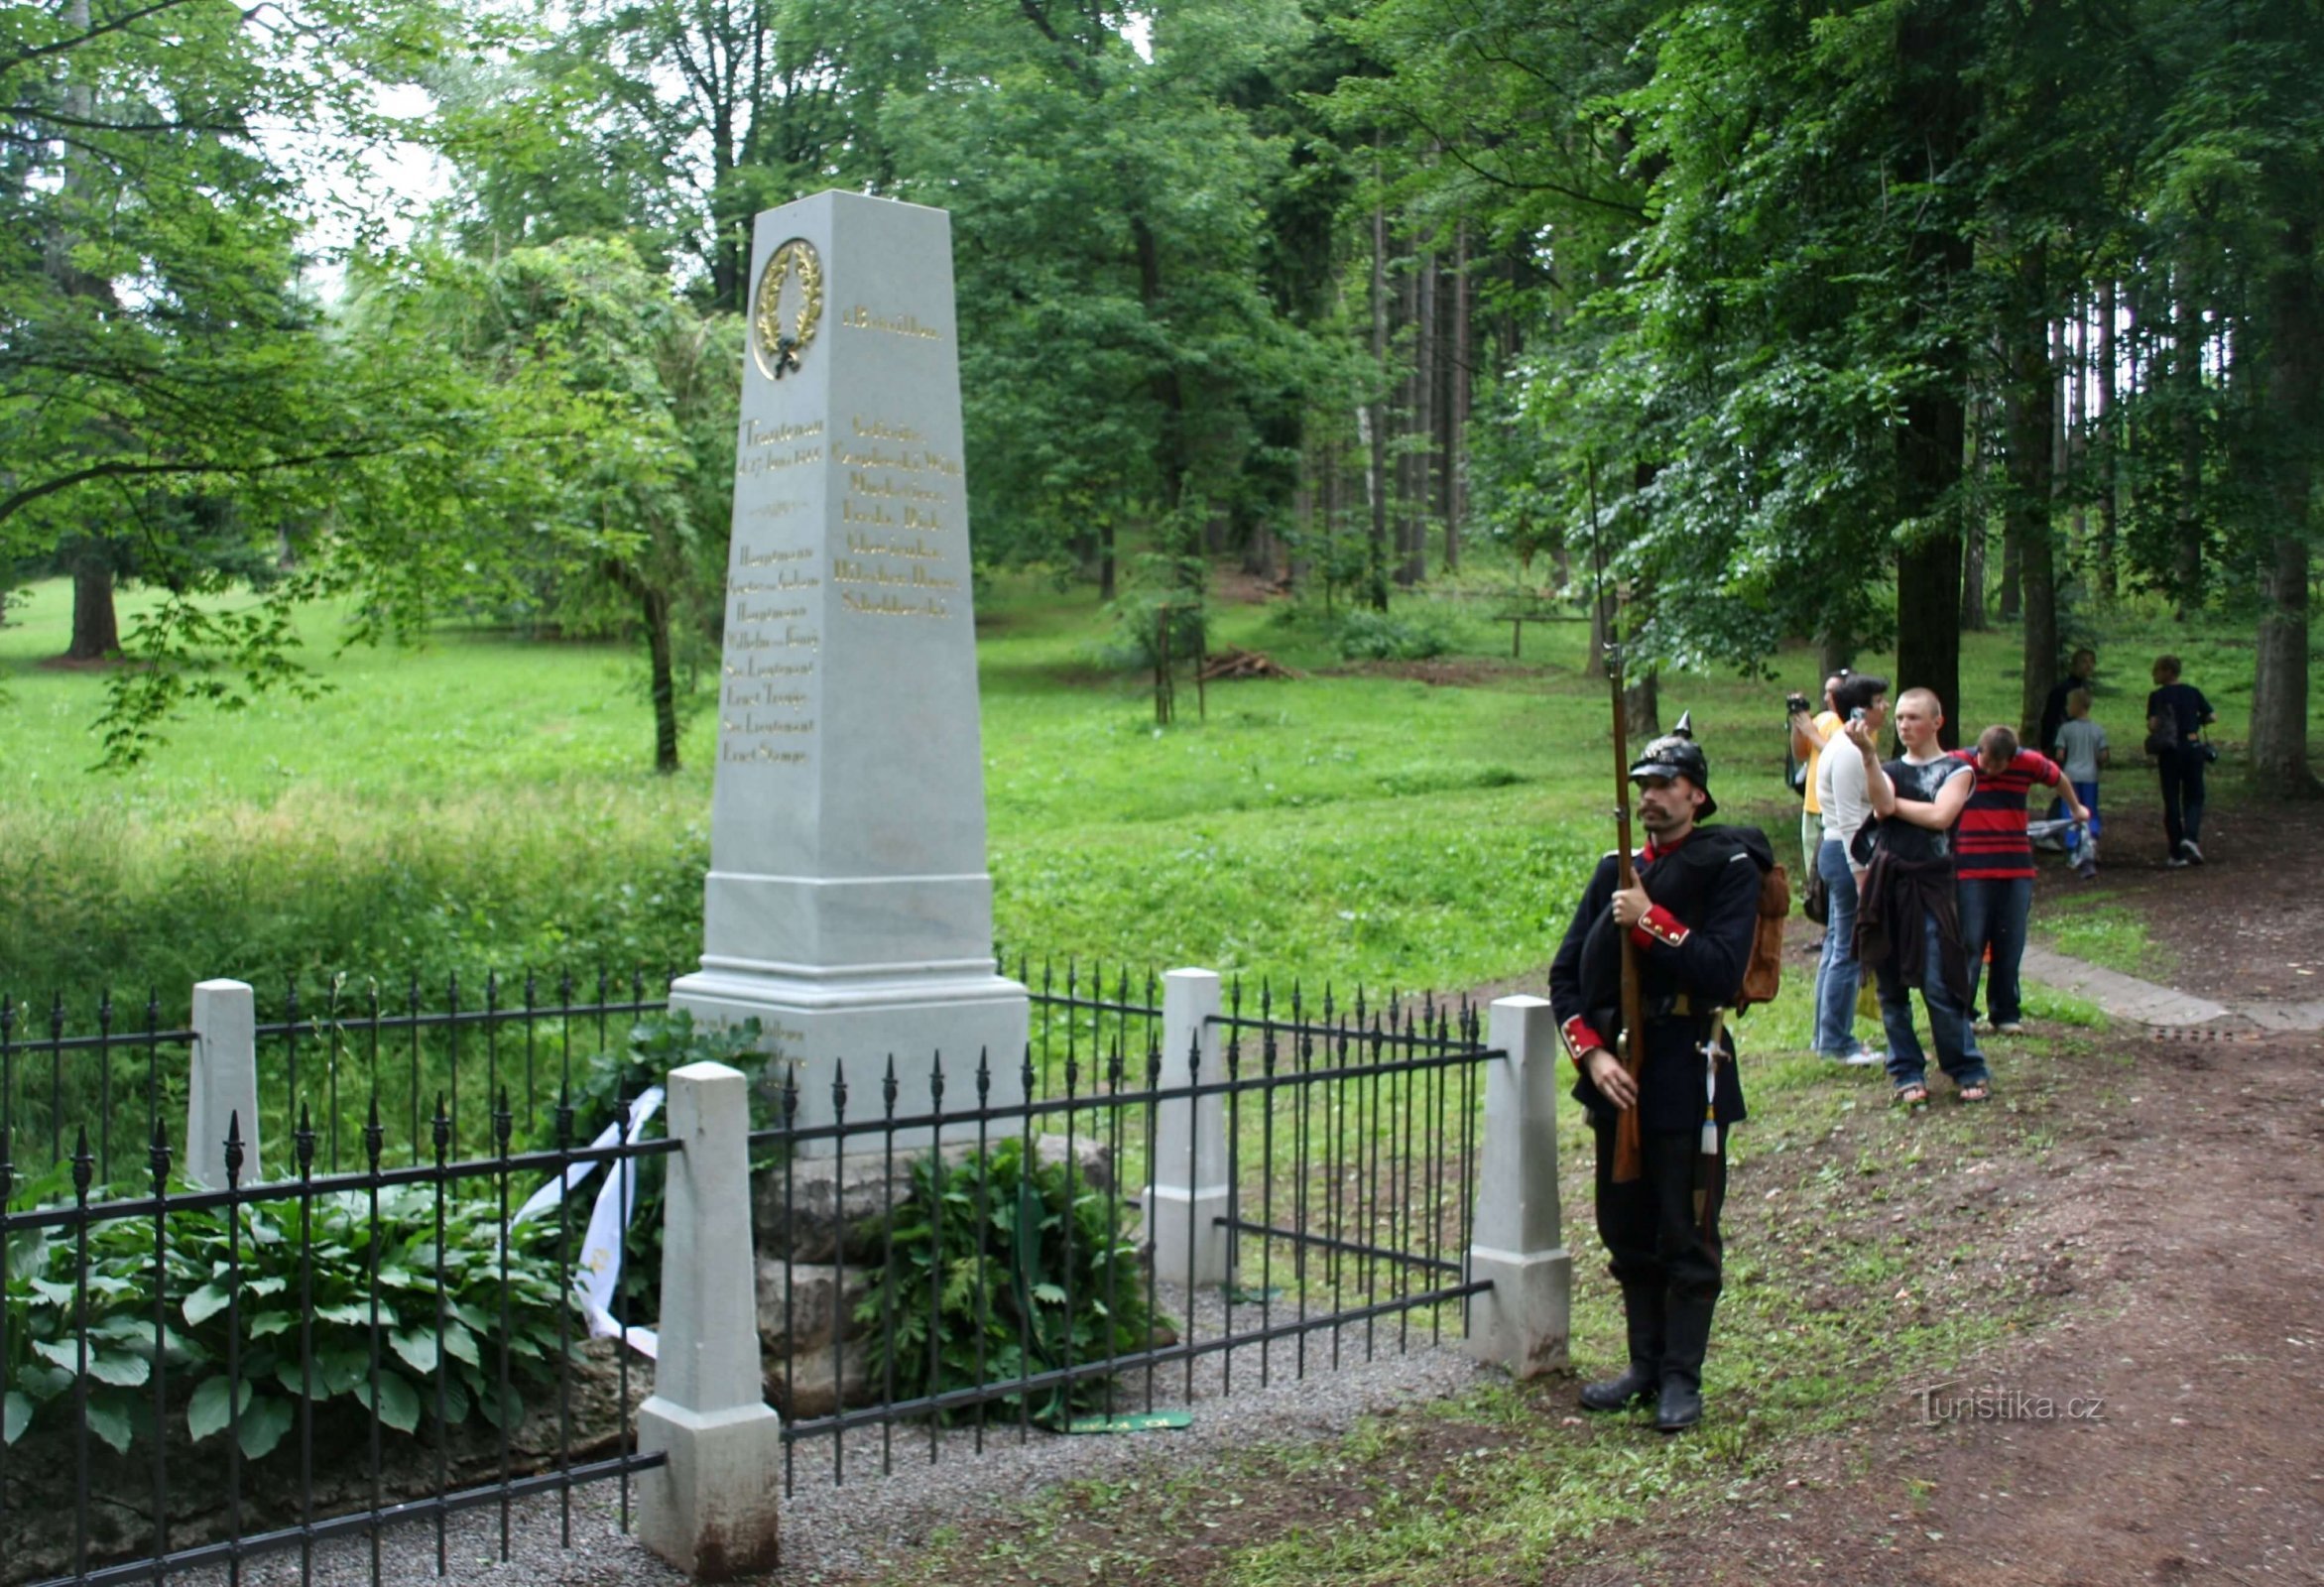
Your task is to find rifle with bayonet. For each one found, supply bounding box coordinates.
[1586,456,1648,1184]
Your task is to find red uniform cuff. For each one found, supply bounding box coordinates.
[1632,905,1690,950]
[1559,1015,1605,1068]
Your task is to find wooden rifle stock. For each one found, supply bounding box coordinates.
[1608,649,1646,1183]
[1587,453,1647,1183]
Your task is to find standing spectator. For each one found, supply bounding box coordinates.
[1842,688,1987,1106]
[1788,672,1846,879]
[2053,688,2108,879]
[1811,672,1888,1064]
[1949,726,2091,1036]
[2147,656,2216,867]
[2038,649,2097,776]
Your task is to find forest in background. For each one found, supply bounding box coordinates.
[4,0,2319,775]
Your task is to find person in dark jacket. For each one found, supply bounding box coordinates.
[2146,655,2217,867]
[1548,730,1772,1432]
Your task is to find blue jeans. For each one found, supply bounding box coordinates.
[1812,839,1865,1056]
[1875,909,1987,1092]
[1956,875,2032,1028]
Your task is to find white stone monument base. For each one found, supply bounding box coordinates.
[670,965,1029,1155]
[1462,1244,1572,1379]
[636,1398,786,1579]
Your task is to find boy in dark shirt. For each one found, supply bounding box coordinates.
[2145,656,2216,866]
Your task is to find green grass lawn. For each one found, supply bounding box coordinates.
[0,567,2296,1012]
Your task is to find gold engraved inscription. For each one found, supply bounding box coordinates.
[845,530,943,560]
[843,591,950,620]
[832,558,959,592]
[723,742,809,766]
[838,305,945,341]
[738,545,814,566]
[737,445,820,478]
[744,419,824,447]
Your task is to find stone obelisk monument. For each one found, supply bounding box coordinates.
[671,191,1028,1147]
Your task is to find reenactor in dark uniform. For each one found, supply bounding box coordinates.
[1548,731,1773,1430]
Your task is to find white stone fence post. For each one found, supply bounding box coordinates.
[638,1060,785,1578]
[186,978,260,1189]
[1462,995,1571,1377]
[1146,968,1234,1290]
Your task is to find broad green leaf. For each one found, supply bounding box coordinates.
[88,1350,151,1389]
[390,1328,438,1376]
[321,1349,371,1396]
[248,1310,295,1339]
[238,1393,294,1459]
[3,1391,31,1444]
[353,1371,422,1433]
[1031,1282,1067,1306]
[188,1376,254,1441]
[441,1320,481,1368]
[183,1282,231,1326]
[84,1398,133,1454]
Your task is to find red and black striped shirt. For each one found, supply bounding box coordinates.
[1946,748,2065,881]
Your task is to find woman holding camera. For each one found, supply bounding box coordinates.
[2145,656,2216,867]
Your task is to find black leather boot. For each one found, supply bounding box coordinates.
[1656,1292,1716,1432]
[1579,1283,1663,1412]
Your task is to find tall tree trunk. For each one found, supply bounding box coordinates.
[1819,631,1853,682]
[2096,278,2120,601]
[1099,517,1116,602]
[2006,247,2059,747]
[1996,515,2021,621]
[1962,395,1988,631]
[2172,281,2206,617]
[1623,665,1659,743]
[1394,249,1424,585]
[605,560,679,774]
[1367,195,1390,611]
[65,550,119,662]
[1445,221,1470,570]
[1896,380,1968,749]
[2248,224,2321,792]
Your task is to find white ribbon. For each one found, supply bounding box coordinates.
[512,1085,666,1359]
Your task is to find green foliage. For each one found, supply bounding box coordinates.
[3,1175,574,1458]
[1328,607,1454,663]
[852,1138,1162,1426]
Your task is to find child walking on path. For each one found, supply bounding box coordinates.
[2053,689,2108,879]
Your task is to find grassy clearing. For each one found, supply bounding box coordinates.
[0,567,2290,1013]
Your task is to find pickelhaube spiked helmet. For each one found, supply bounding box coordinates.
[1628,710,1716,816]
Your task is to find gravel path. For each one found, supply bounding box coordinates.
[158,1282,1498,1587]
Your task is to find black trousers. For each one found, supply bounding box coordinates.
[1591,1121,1727,1305]
[2158,746,2207,854]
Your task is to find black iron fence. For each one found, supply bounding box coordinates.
[0,971,671,1183]
[6,963,1508,1581]
[2,1094,673,1587]
[755,972,1496,1495]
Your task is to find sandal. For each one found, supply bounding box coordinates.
[1895,1083,1929,1109]
[1958,1082,1991,1104]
